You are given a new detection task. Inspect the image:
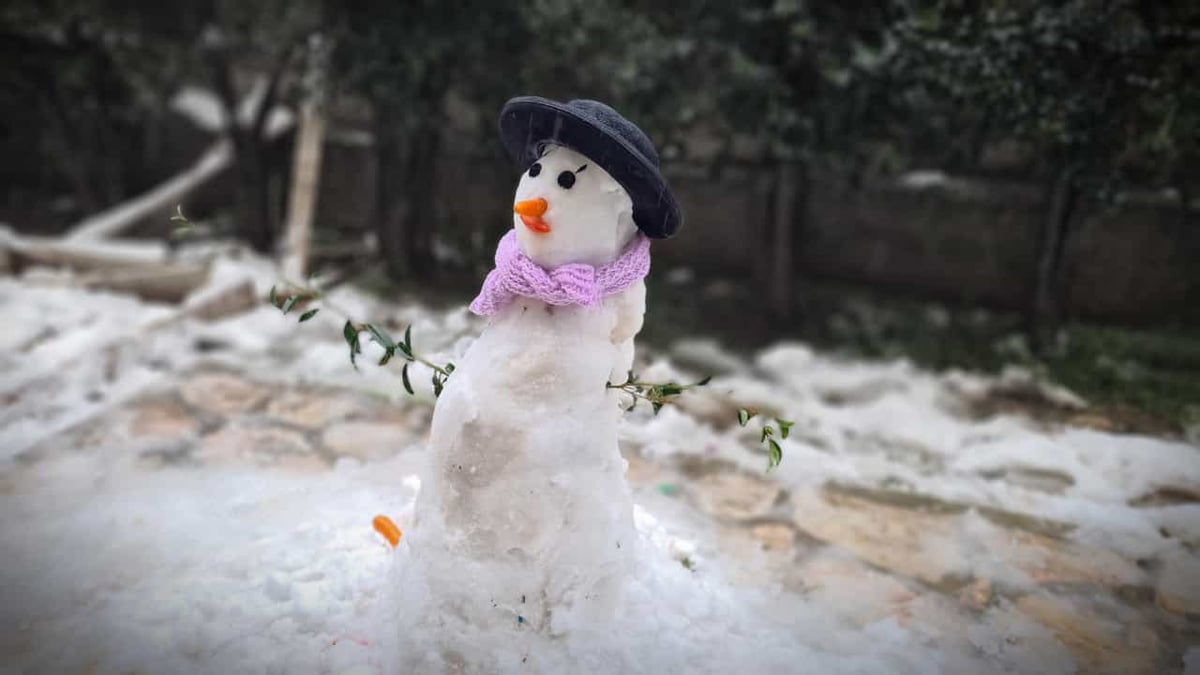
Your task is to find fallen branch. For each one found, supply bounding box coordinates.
[0,228,210,303]
[76,265,211,304]
[3,227,164,268]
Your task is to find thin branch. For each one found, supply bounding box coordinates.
[274,275,452,378]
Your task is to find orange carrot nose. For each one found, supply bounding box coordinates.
[513,198,548,217]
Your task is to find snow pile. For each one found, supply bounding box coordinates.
[625,343,1200,565]
[0,279,174,460]
[0,451,415,673]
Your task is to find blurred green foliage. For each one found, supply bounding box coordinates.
[888,1,1199,346]
[4,0,1194,230]
[892,0,1199,199]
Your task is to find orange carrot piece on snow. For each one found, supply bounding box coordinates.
[373,515,401,547]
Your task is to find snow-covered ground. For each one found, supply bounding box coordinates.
[1,257,1197,674]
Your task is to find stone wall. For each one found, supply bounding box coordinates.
[801,175,1044,309]
[316,138,1198,324]
[792,173,1198,323]
[1066,197,1198,322]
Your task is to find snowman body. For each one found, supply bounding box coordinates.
[401,146,646,652]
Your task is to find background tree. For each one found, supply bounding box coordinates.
[327,1,528,281]
[891,0,1200,347]
[198,0,319,253]
[0,0,321,251]
[328,0,708,282]
[637,0,903,321]
[0,1,201,220]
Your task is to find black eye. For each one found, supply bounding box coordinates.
[528,162,542,177]
[557,170,576,189]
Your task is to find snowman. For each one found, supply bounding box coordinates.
[395,97,681,667]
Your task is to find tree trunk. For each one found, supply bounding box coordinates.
[1172,167,1194,229]
[1029,165,1081,352]
[373,102,411,280]
[768,160,802,322]
[90,40,126,207]
[373,96,444,282]
[229,96,282,254]
[402,120,441,279]
[42,84,100,214]
[233,135,275,253]
[204,33,294,255]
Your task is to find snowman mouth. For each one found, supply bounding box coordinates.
[514,198,551,234]
[519,214,551,233]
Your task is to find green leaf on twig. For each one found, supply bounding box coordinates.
[343,321,362,368]
[777,419,794,439]
[767,439,783,471]
[737,408,757,426]
[378,346,395,366]
[298,308,319,323]
[365,324,394,349]
[660,383,684,396]
[401,363,414,395]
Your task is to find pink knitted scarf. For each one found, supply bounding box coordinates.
[469,229,651,316]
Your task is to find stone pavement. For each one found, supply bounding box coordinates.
[17,366,1200,674]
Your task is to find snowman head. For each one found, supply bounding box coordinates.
[511,144,638,268]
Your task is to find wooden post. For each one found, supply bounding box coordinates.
[280,34,331,283]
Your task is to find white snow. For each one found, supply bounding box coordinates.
[897,170,949,189]
[0,255,1196,673]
